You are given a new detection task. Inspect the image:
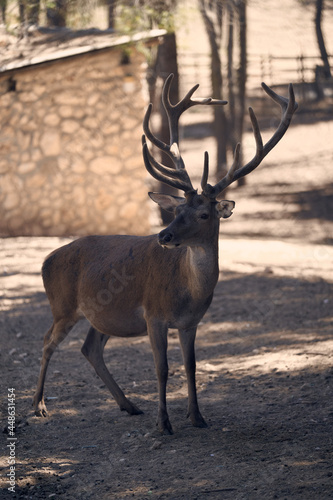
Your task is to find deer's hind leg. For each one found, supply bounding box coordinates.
[33,316,78,416]
[81,327,143,415]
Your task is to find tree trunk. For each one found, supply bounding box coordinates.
[236,0,247,186]
[156,32,180,224]
[199,0,228,181]
[315,0,331,79]
[26,0,40,25]
[227,2,235,151]
[47,0,67,27]
[107,0,117,29]
[18,0,25,32]
[0,0,6,26]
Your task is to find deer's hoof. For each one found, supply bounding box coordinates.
[193,419,208,428]
[120,401,144,415]
[34,401,48,418]
[157,418,173,435]
[159,425,174,435]
[188,412,208,428]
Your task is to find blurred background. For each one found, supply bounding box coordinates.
[0,0,332,237]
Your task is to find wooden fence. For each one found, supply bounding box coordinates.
[178,51,333,98]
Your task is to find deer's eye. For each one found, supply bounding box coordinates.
[200,213,209,220]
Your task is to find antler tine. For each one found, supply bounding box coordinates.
[142,136,194,193]
[204,143,241,196]
[143,103,170,154]
[142,73,228,194]
[163,73,228,148]
[143,76,187,172]
[206,83,298,198]
[258,82,298,153]
[201,152,209,190]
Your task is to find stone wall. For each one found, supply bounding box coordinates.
[0,45,151,236]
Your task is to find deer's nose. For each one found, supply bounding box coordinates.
[158,230,173,245]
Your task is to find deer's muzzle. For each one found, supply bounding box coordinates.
[158,230,180,248]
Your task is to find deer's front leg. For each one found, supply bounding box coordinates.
[146,318,172,435]
[178,327,207,428]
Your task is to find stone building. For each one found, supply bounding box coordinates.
[0,30,165,236]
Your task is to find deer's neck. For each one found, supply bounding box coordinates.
[185,239,219,299]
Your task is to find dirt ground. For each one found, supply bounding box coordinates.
[1,97,333,500]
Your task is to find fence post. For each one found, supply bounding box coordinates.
[268,54,273,86]
[260,55,265,83]
[298,53,305,100]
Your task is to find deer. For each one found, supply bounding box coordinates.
[33,74,297,435]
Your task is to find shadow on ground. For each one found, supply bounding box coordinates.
[1,266,332,499]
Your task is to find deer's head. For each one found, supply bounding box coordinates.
[142,74,297,249]
[148,190,235,249]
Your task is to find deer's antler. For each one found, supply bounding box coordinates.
[142,73,227,194]
[203,83,298,198]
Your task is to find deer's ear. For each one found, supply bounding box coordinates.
[216,200,235,219]
[148,192,185,213]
